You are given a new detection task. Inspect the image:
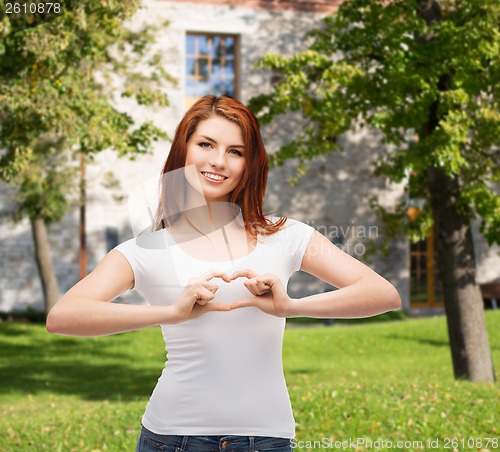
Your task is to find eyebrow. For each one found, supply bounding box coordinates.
[198,135,246,149]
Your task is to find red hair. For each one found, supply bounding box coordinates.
[152,95,286,238]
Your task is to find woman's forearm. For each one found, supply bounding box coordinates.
[286,276,401,319]
[46,297,179,337]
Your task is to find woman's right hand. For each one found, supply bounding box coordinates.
[172,269,232,322]
[47,253,234,336]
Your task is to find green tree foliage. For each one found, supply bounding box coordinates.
[250,0,499,248]
[0,0,173,223]
[250,0,499,381]
[0,0,174,312]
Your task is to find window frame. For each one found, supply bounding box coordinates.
[409,223,444,308]
[184,32,240,109]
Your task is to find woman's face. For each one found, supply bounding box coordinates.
[185,115,246,203]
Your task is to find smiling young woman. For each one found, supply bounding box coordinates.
[184,115,247,203]
[46,95,401,452]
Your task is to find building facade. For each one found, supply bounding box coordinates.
[0,0,498,314]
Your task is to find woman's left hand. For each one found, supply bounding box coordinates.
[229,269,293,317]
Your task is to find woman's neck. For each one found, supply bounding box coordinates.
[166,202,253,261]
[170,202,243,236]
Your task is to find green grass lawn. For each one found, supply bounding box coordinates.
[1,311,499,451]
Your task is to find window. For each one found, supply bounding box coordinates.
[409,227,443,307]
[185,33,238,109]
[407,171,444,308]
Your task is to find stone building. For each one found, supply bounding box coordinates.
[1,0,498,315]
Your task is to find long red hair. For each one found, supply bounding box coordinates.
[152,95,286,238]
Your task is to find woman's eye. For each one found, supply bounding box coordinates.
[229,149,243,157]
[199,142,212,148]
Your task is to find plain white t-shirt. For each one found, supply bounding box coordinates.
[114,217,315,438]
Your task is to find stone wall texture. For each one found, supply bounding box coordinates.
[158,0,340,13]
[1,0,498,313]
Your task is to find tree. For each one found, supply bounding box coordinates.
[249,0,499,381]
[0,0,173,314]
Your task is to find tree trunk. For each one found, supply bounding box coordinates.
[426,166,495,381]
[415,0,495,382]
[30,217,60,316]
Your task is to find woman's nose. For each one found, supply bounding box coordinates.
[209,149,226,168]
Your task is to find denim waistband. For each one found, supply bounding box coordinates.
[138,426,293,451]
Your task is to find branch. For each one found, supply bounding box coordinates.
[414,0,442,45]
[416,0,442,25]
[475,149,500,164]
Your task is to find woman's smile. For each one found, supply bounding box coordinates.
[201,171,228,183]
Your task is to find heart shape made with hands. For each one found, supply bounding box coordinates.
[194,268,291,317]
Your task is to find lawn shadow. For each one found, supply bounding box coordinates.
[287,368,319,375]
[0,324,163,401]
[385,334,450,348]
[385,324,500,351]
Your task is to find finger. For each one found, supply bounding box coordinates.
[203,302,233,312]
[193,287,215,304]
[186,283,218,301]
[243,279,261,296]
[257,274,285,294]
[200,281,219,293]
[258,273,278,285]
[242,277,271,296]
[231,269,257,280]
[256,279,272,293]
[204,269,231,283]
[229,297,257,310]
[189,270,228,285]
[211,272,231,283]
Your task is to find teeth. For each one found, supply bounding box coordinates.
[202,172,226,181]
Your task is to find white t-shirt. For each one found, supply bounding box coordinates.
[114,217,315,438]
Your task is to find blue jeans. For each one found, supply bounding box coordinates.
[136,426,293,452]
